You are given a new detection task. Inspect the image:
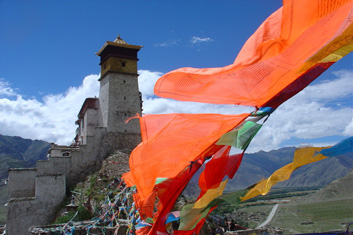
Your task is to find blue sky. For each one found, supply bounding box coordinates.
[0,0,352,152]
[0,0,283,98]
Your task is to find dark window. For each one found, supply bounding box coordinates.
[122,61,126,67]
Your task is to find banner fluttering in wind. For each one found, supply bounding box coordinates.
[123,0,353,234]
[155,0,353,108]
[241,137,353,202]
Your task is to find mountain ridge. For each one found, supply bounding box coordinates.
[185,146,353,194]
[227,147,353,190]
[0,134,50,180]
[1,133,352,195]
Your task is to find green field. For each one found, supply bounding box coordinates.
[213,187,353,234]
[270,198,353,234]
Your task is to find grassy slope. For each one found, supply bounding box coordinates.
[228,172,353,233]
[230,191,353,234]
[269,171,353,233]
[270,198,353,234]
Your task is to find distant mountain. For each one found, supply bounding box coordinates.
[0,134,50,180]
[228,147,296,190]
[199,147,353,191]
[277,153,353,187]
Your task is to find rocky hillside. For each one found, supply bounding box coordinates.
[72,150,130,215]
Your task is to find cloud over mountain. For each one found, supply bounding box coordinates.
[0,75,99,144]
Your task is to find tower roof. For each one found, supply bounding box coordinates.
[114,35,128,45]
[96,35,142,57]
[77,97,99,119]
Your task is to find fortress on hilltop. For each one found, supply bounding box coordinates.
[6,36,143,235]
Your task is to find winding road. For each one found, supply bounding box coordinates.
[257,204,279,228]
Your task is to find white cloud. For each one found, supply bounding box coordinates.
[153,36,213,48]
[0,78,18,97]
[343,117,353,136]
[138,70,163,98]
[191,36,213,44]
[0,74,99,144]
[154,39,180,47]
[247,70,353,152]
[296,70,353,101]
[0,69,351,153]
[142,97,252,115]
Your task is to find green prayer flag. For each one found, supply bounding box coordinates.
[216,121,262,149]
[178,204,211,231]
[203,189,248,212]
[155,178,168,185]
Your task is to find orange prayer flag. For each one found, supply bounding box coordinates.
[128,113,249,203]
[155,0,353,108]
[122,172,135,187]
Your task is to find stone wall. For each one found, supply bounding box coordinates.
[6,126,109,234]
[99,132,141,157]
[8,168,36,198]
[6,122,140,234]
[80,107,100,144]
[35,126,108,189]
[7,174,66,235]
[28,125,139,189]
[33,126,139,191]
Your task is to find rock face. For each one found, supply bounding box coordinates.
[98,150,131,178]
[73,150,131,215]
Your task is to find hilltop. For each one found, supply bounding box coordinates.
[304,170,353,202]
[0,134,50,225]
[0,134,50,180]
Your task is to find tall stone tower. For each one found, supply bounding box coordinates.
[96,35,142,134]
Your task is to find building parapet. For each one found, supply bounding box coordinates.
[49,143,80,157]
[8,197,36,202]
[8,168,37,198]
[7,174,66,235]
